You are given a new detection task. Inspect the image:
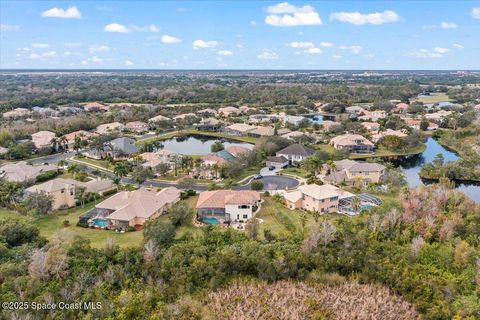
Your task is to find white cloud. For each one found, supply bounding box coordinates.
[236,44,244,48]
[257,51,278,60]
[350,45,363,54]
[91,56,103,63]
[65,42,81,47]
[339,45,348,50]
[125,60,134,66]
[453,43,464,49]
[433,47,449,54]
[17,47,30,53]
[89,45,110,53]
[103,23,130,33]
[332,54,342,59]
[288,41,315,48]
[42,6,82,19]
[218,50,233,56]
[472,8,480,19]
[250,20,257,26]
[31,43,50,48]
[409,47,450,58]
[307,48,322,54]
[193,40,218,48]
[440,22,457,29]
[330,10,400,25]
[161,35,181,44]
[1,24,20,31]
[265,2,322,27]
[320,42,334,48]
[28,51,56,60]
[81,60,88,65]
[131,24,160,32]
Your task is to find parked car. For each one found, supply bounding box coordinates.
[253,174,262,180]
[268,166,275,171]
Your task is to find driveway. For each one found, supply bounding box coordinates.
[259,166,282,176]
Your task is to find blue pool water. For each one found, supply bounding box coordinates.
[342,204,373,214]
[92,218,109,227]
[203,217,220,225]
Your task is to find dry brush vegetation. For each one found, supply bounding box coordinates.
[205,279,420,320]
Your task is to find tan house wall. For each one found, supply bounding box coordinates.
[51,188,76,210]
[301,195,338,213]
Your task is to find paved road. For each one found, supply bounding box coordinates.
[29,151,77,165]
[237,175,299,191]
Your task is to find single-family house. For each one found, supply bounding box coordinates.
[25,178,76,210]
[371,129,408,142]
[197,108,218,116]
[196,118,221,131]
[196,190,261,222]
[219,106,241,117]
[330,134,374,154]
[96,122,125,135]
[173,113,197,121]
[361,122,381,133]
[148,115,171,123]
[322,159,386,186]
[276,143,316,164]
[83,102,110,112]
[0,161,57,183]
[64,130,97,150]
[225,146,250,157]
[92,187,180,228]
[3,108,31,119]
[126,121,149,133]
[223,123,256,136]
[283,184,353,213]
[394,103,409,113]
[266,156,289,169]
[105,137,139,159]
[31,131,56,150]
[346,106,366,115]
[24,177,114,210]
[248,126,275,137]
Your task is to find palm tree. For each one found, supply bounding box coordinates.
[67,164,80,179]
[58,136,68,151]
[113,162,130,179]
[211,163,220,179]
[351,197,362,214]
[112,176,121,191]
[75,186,87,208]
[326,160,337,174]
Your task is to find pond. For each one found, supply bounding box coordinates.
[401,138,480,202]
[161,135,253,155]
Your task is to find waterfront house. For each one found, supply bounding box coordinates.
[330,134,374,154]
[322,159,386,186]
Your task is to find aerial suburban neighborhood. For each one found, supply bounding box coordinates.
[1,0,480,319]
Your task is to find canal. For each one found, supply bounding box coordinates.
[401,138,480,202]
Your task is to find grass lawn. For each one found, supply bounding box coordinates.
[280,167,310,178]
[411,92,452,104]
[311,143,337,155]
[350,143,426,159]
[257,196,357,240]
[137,129,258,145]
[0,195,205,249]
[73,157,113,171]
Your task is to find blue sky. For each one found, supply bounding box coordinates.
[1,1,479,69]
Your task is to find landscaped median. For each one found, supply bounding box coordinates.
[135,129,258,146]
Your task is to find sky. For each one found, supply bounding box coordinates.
[1,1,480,70]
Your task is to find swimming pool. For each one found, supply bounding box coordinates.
[341,204,374,214]
[92,218,109,227]
[202,217,220,225]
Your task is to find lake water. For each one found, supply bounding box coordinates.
[161,135,253,155]
[401,138,480,202]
